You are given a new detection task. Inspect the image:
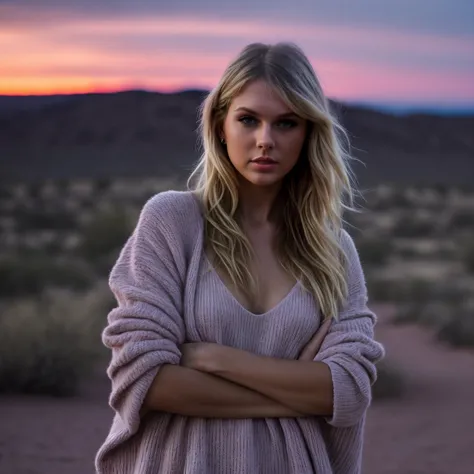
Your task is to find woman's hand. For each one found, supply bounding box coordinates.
[180,317,332,374]
[298,318,332,361]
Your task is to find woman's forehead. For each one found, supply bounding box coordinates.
[229,80,294,117]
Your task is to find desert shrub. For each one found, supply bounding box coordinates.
[392,215,437,238]
[40,237,65,255]
[366,275,435,304]
[93,178,112,194]
[391,304,421,325]
[0,254,94,298]
[0,284,114,396]
[436,302,474,348]
[432,183,449,197]
[355,237,393,266]
[365,276,395,302]
[463,242,474,274]
[396,246,420,259]
[388,191,414,209]
[25,182,42,199]
[450,209,474,230]
[396,241,454,261]
[0,185,13,201]
[79,207,133,274]
[398,278,435,303]
[372,360,406,400]
[15,207,77,231]
[392,301,452,328]
[392,285,474,348]
[366,196,392,212]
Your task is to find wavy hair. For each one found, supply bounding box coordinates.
[188,42,358,320]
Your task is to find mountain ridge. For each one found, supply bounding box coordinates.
[1,90,472,185]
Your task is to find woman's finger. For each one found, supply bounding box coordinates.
[298,318,332,361]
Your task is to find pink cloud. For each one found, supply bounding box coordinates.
[0,13,472,102]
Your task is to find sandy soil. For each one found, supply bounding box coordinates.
[1,304,473,474]
[363,305,474,474]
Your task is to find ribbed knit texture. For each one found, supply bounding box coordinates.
[95,190,385,474]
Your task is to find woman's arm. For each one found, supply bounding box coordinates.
[181,343,334,416]
[143,313,332,418]
[143,364,303,418]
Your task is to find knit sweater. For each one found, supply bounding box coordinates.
[95,190,385,474]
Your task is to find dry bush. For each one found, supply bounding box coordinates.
[372,360,406,400]
[78,206,134,275]
[0,254,94,298]
[15,207,78,232]
[391,283,474,348]
[450,209,474,231]
[382,190,414,210]
[463,241,474,274]
[368,272,474,348]
[366,275,435,304]
[436,300,474,348]
[392,301,453,328]
[354,237,393,267]
[0,283,114,396]
[392,215,437,238]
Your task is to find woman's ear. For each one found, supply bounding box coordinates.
[219,128,226,144]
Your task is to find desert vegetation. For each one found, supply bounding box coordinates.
[0,179,473,398]
[351,185,474,351]
[0,177,179,397]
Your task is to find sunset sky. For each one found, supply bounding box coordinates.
[1,0,473,108]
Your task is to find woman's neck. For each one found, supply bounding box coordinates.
[236,180,283,228]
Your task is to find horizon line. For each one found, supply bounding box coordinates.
[1,87,474,116]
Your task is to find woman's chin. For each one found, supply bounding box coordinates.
[238,171,285,188]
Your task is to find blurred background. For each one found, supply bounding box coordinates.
[0,1,473,473]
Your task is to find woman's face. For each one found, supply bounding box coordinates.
[222,79,307,189]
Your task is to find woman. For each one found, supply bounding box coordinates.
[95,42,385,474]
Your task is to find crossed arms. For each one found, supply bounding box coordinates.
[102,199,384,434]
[143,318,333,419]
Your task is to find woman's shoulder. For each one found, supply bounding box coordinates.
[144,190,200,217]
[139,189,203,239]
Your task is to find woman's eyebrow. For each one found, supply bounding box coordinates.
[234,106,298,118]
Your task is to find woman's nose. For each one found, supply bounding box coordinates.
[256,124,275,150]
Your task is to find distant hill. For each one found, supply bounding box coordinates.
[0,90,473,186]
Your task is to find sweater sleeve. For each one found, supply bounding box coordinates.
[102,194,187,437]
[314,230,385,428]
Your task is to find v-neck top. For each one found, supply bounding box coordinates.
[95,190,385,474]
[195,256,319,356]
[203,253,301,317]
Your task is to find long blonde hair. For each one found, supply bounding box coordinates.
[188,42,357,320]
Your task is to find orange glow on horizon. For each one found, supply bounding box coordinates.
[0,80,213,96]
[3,72,473,102]
[2,57,473,101]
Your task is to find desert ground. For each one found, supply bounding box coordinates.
[1,92,473,474]
[1,303,473,474]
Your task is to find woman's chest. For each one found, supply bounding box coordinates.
[205,233,298,315]
[186,255,322,359]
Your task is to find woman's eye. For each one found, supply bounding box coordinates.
[237,116,298,128]
[277,119,297,129]
[238,116,257,126]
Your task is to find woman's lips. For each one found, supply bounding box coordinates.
[251,156,277,164]
[250,157,278,171]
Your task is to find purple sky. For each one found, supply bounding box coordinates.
[1,0,473,106]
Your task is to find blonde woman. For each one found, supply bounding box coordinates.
[96,42,385,474]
